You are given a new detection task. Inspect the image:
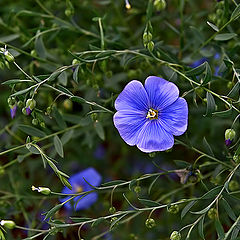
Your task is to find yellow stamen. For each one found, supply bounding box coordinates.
[75,185,83,193]
[125,0,131,9]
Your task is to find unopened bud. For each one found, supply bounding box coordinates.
[32,186,51,195]
[208,208,217,220]
[134,186,141,194]
[154,0,166,11]
[145,218,156,228]
[32,119,39,126]
[170,231,181,240]
[72,59,79,65]
[0,220,16,229]
[4,50,14,62]
[26,99,36,110]
[229,180,239,192]
[167,204,179,214]
[40,122,46,128]
[225,129,236,147]
[109,206,116,214]
[147,41,154,52]
[143,32,152,44]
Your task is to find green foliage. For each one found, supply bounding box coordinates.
[0,0,240,239]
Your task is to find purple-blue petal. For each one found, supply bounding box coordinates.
[26,107,32,115]
[115,80,149,112]
[113,110,146,146]
[159,97,188,136]
[10,105,17,119]
[136,120,174,152]
[60,168,102,211]
[144,76,179,110]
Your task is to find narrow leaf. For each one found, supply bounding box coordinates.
[214,33,237,41]
[54,135,64,158]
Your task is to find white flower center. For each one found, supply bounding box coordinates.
[146,108,158,120]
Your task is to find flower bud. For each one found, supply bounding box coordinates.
[17,100,24,108]
[134,186,141,194]
[10,105,17,119]
[8,97,16,106]
[145,218,156,228]
[4,50,15,62]
[147,41,154,52]
[225,129,236,147]
[30,50,37,58]
[40,122,46,128]
[208,208,217,220]
[109,206,116,214]
[154,0,166,11]
[32,119,39,126]
[167,204,179,214]
[233,154,240,163]
[229,180,239,192]
[65,8,74,17]
[0,167,5,176]
[32,186,51,195]
[0,220,16,229]
[72,59,79,65]
[26,99,36,110]
[110,217,118,225]
[22,107,27,115]
[63,99,73,111]
[148,152,156,158]
[170,231,181,240]
[143,32,152,44]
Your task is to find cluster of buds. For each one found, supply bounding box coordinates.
[208,208,218,220]
[32,186,51,195]
[22,99,36,116]
[143,30,154,52]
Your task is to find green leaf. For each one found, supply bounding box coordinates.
[231,4,240,20]
[186,61,206,76]
[228,82,239,98]
[181,200,197,219]
[2,79,32,85]
[95,121,105,141]
[207,21,219,32]
[222,198,237,221]
[231,227,240,240]
[58,71,68,86]
[91,217,105,228]
[204,92,215,117]
[138,198,161,207]
[198,215,205,239]
[73,65,79,82]
[202,62,212,84]
[215,219,225,239]
[200,186,222,199]
[44,204,63,220]
[212,107,233,118]
[10,85,35,97]
[18,124,46,137]
[53,135,64,158]
[69,217,92,223]
[101,180,126,187]
[52,107,67,129]
[61,129,74,145]
[214,33,237,41]
[35,30,46,59]
[0,33,19,42]
[28,145,41,154]
[203,137,214,157]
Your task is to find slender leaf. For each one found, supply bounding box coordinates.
[18,124,46,137]
[53,135,64,158]
[214,33,237,41]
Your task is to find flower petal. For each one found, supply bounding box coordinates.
[160,97,188,136]
[113,110,147,146]
[115,80,149,112]
[136,120,174,152]
[144,76,179,110]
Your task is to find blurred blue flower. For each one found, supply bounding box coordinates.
[10,105,17,119]
[190,53,222,77]
[113,76,188,153]
[60,168,102,211]
[94,144,106,160]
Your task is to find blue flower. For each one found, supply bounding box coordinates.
[60,168,102,211]
[10,105,17,119]
[113,76,188,153]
